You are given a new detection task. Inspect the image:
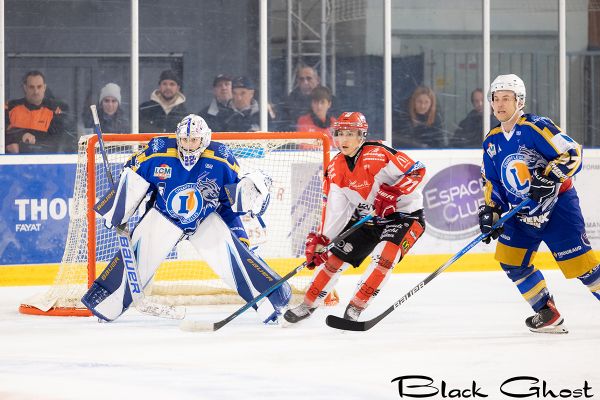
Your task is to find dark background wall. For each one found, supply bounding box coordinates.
[4,0,260,131]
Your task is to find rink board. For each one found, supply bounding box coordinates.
[1,149,599,286]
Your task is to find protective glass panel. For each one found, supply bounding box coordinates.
[4,0,131,153]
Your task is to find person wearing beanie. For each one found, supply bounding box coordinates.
[139,69,188,133]
[82,82,130,134]
[198,73,233,132]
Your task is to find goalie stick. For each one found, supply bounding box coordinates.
[90,105,185,320]
[179,210,377,332]
[326,198,531,332]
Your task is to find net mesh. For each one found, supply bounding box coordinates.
[20,132,329,314]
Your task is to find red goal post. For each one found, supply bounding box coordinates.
[19,131,336,317]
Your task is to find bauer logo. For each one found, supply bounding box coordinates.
[423,164,484,240]
[153,164,172,180]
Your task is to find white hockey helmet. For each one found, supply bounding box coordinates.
[176,114,212,170]
[488,74,526,108]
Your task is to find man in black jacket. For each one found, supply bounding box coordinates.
[139,70,188,133]
[453,88,498,148]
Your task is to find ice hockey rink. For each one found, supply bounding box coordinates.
[1,270,598,400]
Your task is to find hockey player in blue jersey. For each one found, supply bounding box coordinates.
[479,74,599,334]
[81,114,291,323]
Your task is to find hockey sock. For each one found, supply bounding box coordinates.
[501,263,550,312]
[304,255,349,308]
[350,241,401,309]
[577,264,600,301]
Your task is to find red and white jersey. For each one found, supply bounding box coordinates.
[321,141,426,239]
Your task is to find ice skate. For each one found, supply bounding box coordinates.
[283,303,315,323]
[343,304,363,322]
[525,298,568,334]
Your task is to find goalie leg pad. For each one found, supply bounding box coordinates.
[81,208,183,321]
[189,212,291,322]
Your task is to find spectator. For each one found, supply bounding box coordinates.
[82,83,130,133]
[296,86,336,147]
[198,74,233,132]
[5,70,72,154]
[280,65,321,131]
[452,88,499,148]
[393,85,445,148]
[139,69,188,133]
[223,76,260,132]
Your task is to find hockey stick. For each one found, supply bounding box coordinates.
[90,105,185,320]
[179,210,377,332]
[326,198,531,332]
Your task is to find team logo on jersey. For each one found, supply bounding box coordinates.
[165,183,203,224]
[500,154,531,198]
[195,172,220,212]
[486,142,496,158]
[153,164,172,180]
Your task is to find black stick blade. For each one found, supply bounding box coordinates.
[326,315,369,331]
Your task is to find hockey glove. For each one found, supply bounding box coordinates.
[529,168,560,213]
[305,232,330,269]
[478,204,503,244]
[373,183,403,218]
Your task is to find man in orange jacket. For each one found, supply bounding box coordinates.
[5,70,71,154]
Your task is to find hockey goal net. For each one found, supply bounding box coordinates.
[20,132,335,316]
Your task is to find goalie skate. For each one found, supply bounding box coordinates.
[525,298,568,334]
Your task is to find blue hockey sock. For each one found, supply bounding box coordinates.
[577,264,600,301]
[501,263,550,312]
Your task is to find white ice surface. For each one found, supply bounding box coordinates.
[1,271,599,400]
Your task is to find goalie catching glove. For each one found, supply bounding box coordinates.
[305,232,330,269]
[478,203,503,244]
[225,170,272,217]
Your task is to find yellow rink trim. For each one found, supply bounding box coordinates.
[3,251,596,287]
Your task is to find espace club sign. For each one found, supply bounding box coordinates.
[422,164,484,240]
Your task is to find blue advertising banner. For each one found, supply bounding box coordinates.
[0,162,76,264]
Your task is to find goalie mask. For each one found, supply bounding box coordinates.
[176,114,212,170]
[488,74,526,110]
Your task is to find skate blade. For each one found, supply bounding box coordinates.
[529,323,569,334]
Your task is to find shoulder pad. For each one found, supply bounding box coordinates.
[522,113,561,135]
[145,136,176,155]
[207,141,235,160]
[484,125,503,140]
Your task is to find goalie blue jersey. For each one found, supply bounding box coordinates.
[481,113,582,211]
[125,136,248,241]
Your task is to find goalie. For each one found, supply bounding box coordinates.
[81,114,290,324]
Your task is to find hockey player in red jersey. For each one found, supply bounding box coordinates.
[284,112,426,323]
